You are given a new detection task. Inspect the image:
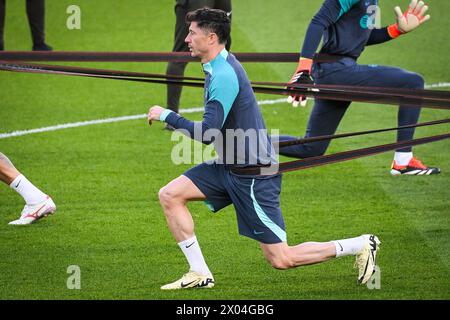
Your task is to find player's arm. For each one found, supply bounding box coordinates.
[153,102,225,145]
[288,0,361,107]
[301,0,360,59]
[366,28,394,46]
[368,0,430,45]
[148,71,239,145]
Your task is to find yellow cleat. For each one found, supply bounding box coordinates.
[161,271,214,290]
[355,234,381,284]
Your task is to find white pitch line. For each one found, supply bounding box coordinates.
[1,84,449,140]
[0,101,279,139]
[425,82,450,89]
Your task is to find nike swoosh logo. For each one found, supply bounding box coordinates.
[185,242,195,249]
[337,242,343,252]
[180,280,196,288]
[253,230,264,235]
[25,204,46,219]
[369,236,377,251]
[15,180,21,188]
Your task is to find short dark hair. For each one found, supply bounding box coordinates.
[186,8,230,44]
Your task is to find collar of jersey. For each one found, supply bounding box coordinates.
[202,48,229,76]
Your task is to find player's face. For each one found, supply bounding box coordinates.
[185,22,210,60]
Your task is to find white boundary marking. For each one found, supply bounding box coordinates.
[0,85,448,140]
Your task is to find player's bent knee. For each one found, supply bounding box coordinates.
[304,144,327,158]
[407,73,425,89]
[310,148,326,157]
[158,186,175,207]
[158,185,188,209]
[266,255,295,270]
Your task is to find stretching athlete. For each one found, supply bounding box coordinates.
[282,0,439,176]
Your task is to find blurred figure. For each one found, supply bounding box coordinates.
[0,0,52,51]
[165,0,232,130]
[0,152,56,225]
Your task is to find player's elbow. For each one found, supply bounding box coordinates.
[202,139,214,146]
[200,123,222,145]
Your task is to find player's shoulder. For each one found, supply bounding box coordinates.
[211,54,239,85]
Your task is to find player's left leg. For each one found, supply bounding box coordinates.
[259,234,381,284]
[226,170,381,284]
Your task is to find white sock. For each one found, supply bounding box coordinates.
[178,236,211,276]
[9,174,47,205]
[394,152,413,166]
[332,235,366,258]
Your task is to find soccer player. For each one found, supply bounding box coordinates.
[282,0,440,176]
[0,152,56,225]
[147,8,380,290]
[0,0,52,51]
[165,0,232,130]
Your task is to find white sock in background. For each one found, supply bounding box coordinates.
[178,235,212,276]
[394,152,413,166]
[9,174,47,205]
[332,235,366,258]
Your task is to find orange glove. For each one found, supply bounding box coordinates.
[287,57,314,107]
[388,0,431,38]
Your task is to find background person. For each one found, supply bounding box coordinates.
[282,0,439,176]
[0,0,52,51]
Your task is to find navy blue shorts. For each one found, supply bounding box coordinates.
[183,162,286,244]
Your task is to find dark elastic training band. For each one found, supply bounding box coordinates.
[231,133,450,176]
[0,51,301,63]
[1,59,448,176]
[2,61,450,110]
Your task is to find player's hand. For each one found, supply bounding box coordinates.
[147,105,165,125]
[287,58,314,108]
[388,0,430,38]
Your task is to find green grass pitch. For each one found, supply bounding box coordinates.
[0,0,449,300]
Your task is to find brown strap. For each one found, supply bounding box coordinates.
[2,61,450,110]
[0,51,301,63]
[231,133,450,176]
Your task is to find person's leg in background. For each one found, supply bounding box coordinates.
[166,0,232,121]
[345,64,440,175]
[0,0,6,50]
[278,98,351,158]
[26,0,52,51]
[166,2,190,117]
